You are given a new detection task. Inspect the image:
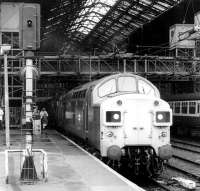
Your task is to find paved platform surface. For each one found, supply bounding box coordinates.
[0,130,145,191]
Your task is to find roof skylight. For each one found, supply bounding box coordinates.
[72,0,118,35]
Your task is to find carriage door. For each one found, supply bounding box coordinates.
[84,88,92,137]
[84,96,88,135]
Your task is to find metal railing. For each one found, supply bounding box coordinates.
[5,149,48,184]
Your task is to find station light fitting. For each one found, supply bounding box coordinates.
[27,20,33,27]
[0,44,11,55]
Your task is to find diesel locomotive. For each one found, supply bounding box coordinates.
[53,73,172,176]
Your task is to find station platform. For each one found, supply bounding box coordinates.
[0,130,145,191]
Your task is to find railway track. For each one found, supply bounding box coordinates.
[170,139,200,178]
[84,139,199,190]
[171,139,200,154]
[132,138,200,190]
[166,159,200,180]
[150,178,175,191]
[124,138,200,190]
[161,138,200,190]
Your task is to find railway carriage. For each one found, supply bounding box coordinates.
[54,73,172,176]
[168,94,200,137]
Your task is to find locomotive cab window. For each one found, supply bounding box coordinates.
[138,80,156,97]
[118,76,137,92]
[98,79,116,97]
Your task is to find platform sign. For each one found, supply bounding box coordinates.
[169,24,195,49]
[0,3,20,31]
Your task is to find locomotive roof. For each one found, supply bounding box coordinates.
[68,72,154,93]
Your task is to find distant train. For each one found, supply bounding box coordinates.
[168,93,200,137]
[52,73,172,176]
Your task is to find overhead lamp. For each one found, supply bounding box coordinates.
[0,44,11,55]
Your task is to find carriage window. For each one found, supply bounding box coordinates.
[138,80,156,97]
[175,102,180,113]
[189,102,196,114]
[118,77,137,92]
[198,103,200,113]
[98,79,116,97]
[181,102,188,114]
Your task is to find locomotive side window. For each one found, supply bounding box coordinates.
[175,102,180,113]
[98,79,116,97]
[138,80,156,97]
[118,77,137,92]
[65,102,73,120]
[181,102,188,114]
[189,102,196,114]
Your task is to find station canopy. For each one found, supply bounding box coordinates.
[43,0,183,53]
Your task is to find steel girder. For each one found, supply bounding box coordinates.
[42,0,183,53]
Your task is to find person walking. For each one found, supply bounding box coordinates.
[0,107,4,130]
[40,108,48,130]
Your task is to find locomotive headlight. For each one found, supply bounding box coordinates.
[113,113,120,120]
[154,108,172,127]
[106,111,121,122]
[156,111,170,123]
[157,114,164,120]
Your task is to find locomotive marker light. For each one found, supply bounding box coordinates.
[154,110,172,127]
[113,113,120,120]
[117,100,122,106]
[106,111,121,122]
[1,44,11,148]
[154,100,159,106]
[157,113,164,120]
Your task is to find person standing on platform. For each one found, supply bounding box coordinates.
[40,108,48,130]
[32,106,41,134]
[0,107,4,130]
